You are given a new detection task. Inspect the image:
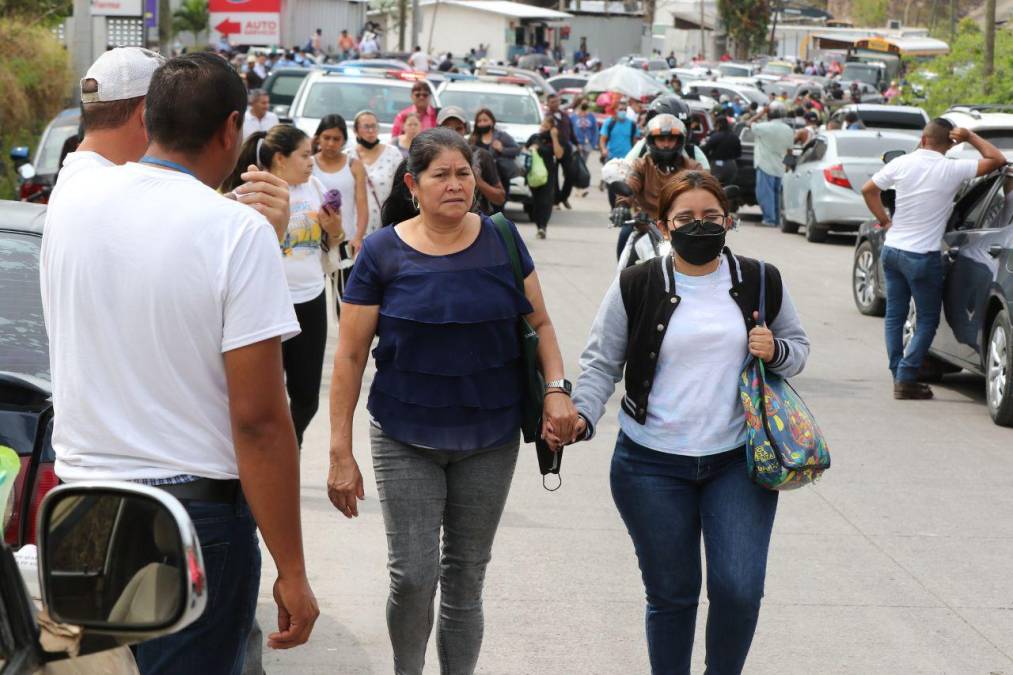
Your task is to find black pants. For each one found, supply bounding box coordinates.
[555,145,574,205]
[530,170,556,230]
[282,290,327,446]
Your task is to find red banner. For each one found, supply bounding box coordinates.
[208,0,280,12]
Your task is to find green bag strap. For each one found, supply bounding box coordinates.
[491,213,525,292]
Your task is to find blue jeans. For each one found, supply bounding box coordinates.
[134,496,261,675]
[610,432,778,675]
[755,169,781,225]
[881,245,944,383]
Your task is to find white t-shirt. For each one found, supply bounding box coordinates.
[50,151,115,202]
[619,259,749,456]
[41,162,300,482]
[872,148,979,253]
[408,51,431,72]
[243,110,280,140]
[283,177,327,303]
[348,143,403,232]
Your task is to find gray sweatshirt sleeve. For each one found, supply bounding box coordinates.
[572,278,629,438]
[767,281,809,379]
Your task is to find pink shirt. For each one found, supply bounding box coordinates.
[390,105,437,137]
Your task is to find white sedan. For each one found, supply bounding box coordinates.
[781,130,918,243]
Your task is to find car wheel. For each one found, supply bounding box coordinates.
[804,195,827,242]
[853,240,885,316]
[780,190,799,233]
[986,310,1013,426]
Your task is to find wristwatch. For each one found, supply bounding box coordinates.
[544,379,573,396]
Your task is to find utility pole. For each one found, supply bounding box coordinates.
[984,0,996,92]
[71,0,94,98]
[699,0,705,59]
[769,0,780,57]
[412,0,421,50]
[398,0,407,50]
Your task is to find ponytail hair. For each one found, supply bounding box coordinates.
[222,124,308,192]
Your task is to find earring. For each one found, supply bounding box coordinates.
[410,193,419,211]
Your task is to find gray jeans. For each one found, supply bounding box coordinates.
[370,426,520,675]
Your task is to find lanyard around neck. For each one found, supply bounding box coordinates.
[139,156,196,178]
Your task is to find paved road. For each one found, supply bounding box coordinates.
[259,179,1013,674]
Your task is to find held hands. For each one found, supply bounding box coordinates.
[233,165,291,233]
[749,311,776,362]
[327,453,364,519]
[541,392,579,451]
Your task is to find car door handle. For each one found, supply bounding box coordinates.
[988,244,1003,258]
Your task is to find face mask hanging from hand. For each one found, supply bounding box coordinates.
[670,219,726,265]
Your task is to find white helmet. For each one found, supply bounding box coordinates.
[601,157,632,185]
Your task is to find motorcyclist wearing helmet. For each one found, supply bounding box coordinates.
[624,114,702,221]
[625,94,710,170]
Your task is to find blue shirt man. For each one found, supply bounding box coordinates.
[600,104,638,161]
[571,107,599,150]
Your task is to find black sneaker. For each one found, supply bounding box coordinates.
[562,199,572,209]
[536,228,546,239]
[894,382,933,400]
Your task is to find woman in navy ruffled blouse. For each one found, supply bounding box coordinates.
[328,128,578,674]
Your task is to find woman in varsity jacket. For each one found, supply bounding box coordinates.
[568,170,810,674]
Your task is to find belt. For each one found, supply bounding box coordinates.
[155,478,241,504]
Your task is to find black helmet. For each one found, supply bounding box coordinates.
[647,94,692,125]
[645,113,686,172]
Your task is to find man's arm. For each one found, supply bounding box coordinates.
[224,339,319,649]
[954,128,1007,177]
[861,180,891,228]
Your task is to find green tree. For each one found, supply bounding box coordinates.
[914,18,1013,116]
[0,0,71,26]
[852,0,889,26]
[718,0,770,60]
[173,0,208,45]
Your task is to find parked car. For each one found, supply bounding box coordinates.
[547,74,590,92]
[685,80,768,109]
[336,58,412,72]
[289,69,439,142]
[782,130,918,242]
[942,105,1013,161]
[850,166,1013,425]
[619,56,672,76]
[8,108,79,204]
[761,79,825,103]
[477,65,556,97]
[261,66,313,119]
[829,104,929,136]
[718,62,757,79]
[0,201,58,551]
[517,53,558,75]
[435,79,544,212]
[1,478,207,671]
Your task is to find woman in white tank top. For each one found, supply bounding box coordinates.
[311,114,368,255]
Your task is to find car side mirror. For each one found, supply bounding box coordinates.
[18,164,37,181]
[38,482,207,655]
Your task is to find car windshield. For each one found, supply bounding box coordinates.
[977,129,1013,150]
[302,81,416,124]
[836,136,917,157]
[269,73,307,105]
[719,64,751,77]
[736,88,767,105]
[857,111,927,130]
[37,124,78,176]
[843,64,881,84]
[439,90,541,125]
[647,61,669,71]
[763,63,792,75]
[0,231,49,382]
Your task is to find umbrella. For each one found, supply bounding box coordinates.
[583,65,666,100]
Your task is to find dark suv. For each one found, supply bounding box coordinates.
[851,167,1013,425]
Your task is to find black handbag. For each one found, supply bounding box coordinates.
[491,214,563,487]
[569,152,591,190]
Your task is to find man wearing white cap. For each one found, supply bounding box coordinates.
[55,47,290,237]
[437,105,505,213]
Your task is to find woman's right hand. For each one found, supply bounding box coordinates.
[327,454,365,518]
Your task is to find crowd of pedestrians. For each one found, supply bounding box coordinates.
[34,34,1005,675]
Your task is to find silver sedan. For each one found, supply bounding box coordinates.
[782,130,918,243]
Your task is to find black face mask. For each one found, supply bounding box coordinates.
[474,125,492,135]
[670,219,726,265]
[357,136,380,149]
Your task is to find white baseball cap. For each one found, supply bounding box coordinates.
[81,47,166,103]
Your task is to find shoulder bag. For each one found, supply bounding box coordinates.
[526,149,549,188]
[490,214,563,488]
[738,261,830,490]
